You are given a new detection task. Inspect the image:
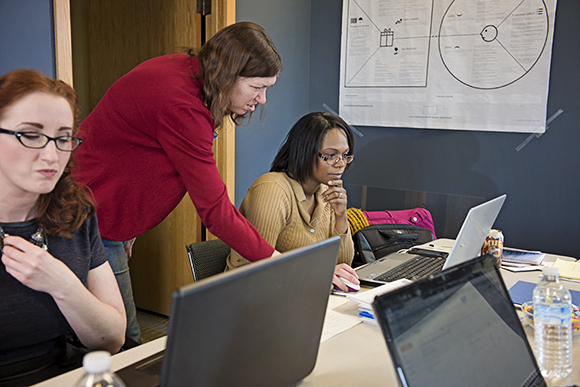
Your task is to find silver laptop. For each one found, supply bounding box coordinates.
[116,236,340,387]
[356,194,506,285]
[372,253,545,387]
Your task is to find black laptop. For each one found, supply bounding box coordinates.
[116,236,340,387]
[372,253,545,387]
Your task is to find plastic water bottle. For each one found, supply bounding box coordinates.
[533,267,573,379]
[73,351,126,387]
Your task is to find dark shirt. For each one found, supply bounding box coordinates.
[0,216,107,381]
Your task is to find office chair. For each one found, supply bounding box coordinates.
[186,239,231,282]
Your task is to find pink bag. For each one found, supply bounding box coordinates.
[362,208,437,239]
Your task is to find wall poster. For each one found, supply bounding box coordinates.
[339,0,557,132]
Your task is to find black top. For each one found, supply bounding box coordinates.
[0,216,108,379]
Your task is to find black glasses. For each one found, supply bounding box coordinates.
[0,128,82,151]
[318,152,354,165]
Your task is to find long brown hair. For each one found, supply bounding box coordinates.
[186,21,282,128]
[0,69,94,238]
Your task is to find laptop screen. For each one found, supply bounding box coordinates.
[160,236,340,387]
[373,255,545,387]
[442,193,506,270]
[117,236,341,387]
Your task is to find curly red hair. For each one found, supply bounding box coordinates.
[0,69,94,238]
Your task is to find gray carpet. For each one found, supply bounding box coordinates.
[136,309,169,343]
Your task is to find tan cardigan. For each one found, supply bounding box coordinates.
[226,172,355,270]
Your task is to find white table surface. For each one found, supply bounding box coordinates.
[34,251,580,387]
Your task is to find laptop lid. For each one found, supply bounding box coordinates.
[118,236,340,387]
[442,194,506,270]
[355,194,506,283]
[372,254,545,387]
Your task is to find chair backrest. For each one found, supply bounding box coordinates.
[186,239,231,282]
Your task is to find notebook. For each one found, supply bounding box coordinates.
[356,194,506,285]
[372,253,546,387]
[116,236,341,387]
[509,280,580,307]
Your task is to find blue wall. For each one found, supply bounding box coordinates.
[235,0,312,206]
[0,0,55,77]
[237,0,580,258]
[308,0,580,257]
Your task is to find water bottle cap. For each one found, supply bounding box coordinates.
[82,351,112,374]
[542,267,559,277]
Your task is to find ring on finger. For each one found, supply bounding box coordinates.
[338,192,343,199]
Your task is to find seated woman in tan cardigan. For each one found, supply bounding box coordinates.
[226,112,359,292]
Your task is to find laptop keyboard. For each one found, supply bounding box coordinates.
[374,255,446,282]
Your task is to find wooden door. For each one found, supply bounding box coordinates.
[71,0,236,315]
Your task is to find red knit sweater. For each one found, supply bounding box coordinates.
[72,54,274,261]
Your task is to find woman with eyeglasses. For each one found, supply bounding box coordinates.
[226,112,359,292]
[72,21,282,344]
[0,69,126,386]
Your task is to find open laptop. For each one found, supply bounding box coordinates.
[372,253,546,387]
[356,194,506,285]
[116,236,341,387]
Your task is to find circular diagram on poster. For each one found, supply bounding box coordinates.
[438,0,549,89]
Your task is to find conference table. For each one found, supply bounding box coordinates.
[34,247,580,387]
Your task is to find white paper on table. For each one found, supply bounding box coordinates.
[320,309,361,343]
[501,264,543,272]
[327,294,350,310]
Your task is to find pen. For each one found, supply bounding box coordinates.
[501,262,531,268]
[359,311,374,319]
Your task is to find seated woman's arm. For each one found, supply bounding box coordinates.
[1,236,126,353]
[59,262,126,352]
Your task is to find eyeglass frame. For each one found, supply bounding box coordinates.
[0,128,83,152]
[318,152,354,165]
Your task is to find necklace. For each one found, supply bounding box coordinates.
[0,224,48,251]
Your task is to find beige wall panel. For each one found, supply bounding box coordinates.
[53,0,73,86]
[130,195,201,315]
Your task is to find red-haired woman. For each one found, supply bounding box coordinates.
[0,69,125,386]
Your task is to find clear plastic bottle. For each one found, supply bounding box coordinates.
[73,351,126,387]
[533,267,573,379]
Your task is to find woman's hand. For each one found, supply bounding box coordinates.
[1,235,75,295]
[322,179,347,216]
[2,235,126,353]
[322,179,349,234]
[332,263,360,292]
[124,237,137,259]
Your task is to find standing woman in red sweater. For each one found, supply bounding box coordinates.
[73,22,282,344]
